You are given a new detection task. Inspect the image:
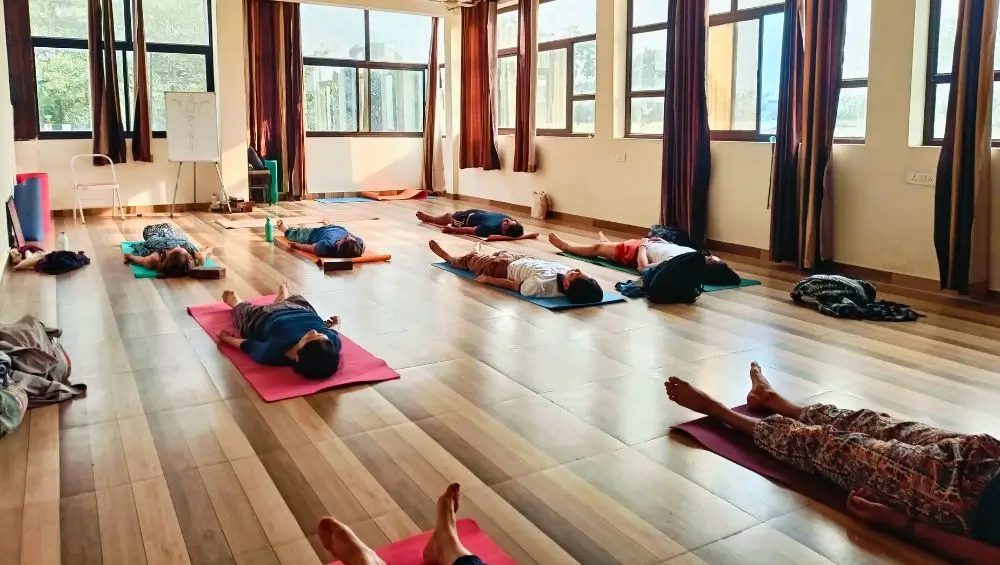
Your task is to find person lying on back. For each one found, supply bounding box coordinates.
[279,218,365,258]
[123,223,213,278]
[417,209,525,238]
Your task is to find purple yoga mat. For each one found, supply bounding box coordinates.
[672,404,849,512]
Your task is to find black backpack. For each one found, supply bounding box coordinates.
[643,252,706,304]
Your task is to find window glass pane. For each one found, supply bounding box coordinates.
[630,30,667,91]
[498,10,519,50]
[369,11,432,64]
[708,19,760,131]
[759,11,783,134]
[629,97,664,135]
[117,51,135,129]
[934,82,949,139]
[29,0,88,38]
[496,56,516,130]
[572,100,595,134]
[149,52,208,131]
[538,0,596,43]
[834,86,867,138]
[304,66,358,132]
[35,47,91,131]
[842,0,871,80]
[737,0,782,8]
[573,40,596,95]
[537,48,568,130]
[301,5,366,59]
[145,0,210,44]
[369,69,424,132]
[631,0,669,27]
[113,0,126,42]
[708,0,732,15]
[937,0,959,74]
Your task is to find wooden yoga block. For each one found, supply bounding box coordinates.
[320,258,354,272]
[189,266,227,279]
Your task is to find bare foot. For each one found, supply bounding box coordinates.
[416,211,432,223]
[317,517,385,565]
[746,362,776,410]
[665,377,724,416]
[321,217,332,226]
[275,282,290,303]
[548,233,569,251]
[275,219,286,232]
[326,316,341,330]
[598,231,611,242]
[222,290,239,308]
[428,240,452,263]
[423,483,472,565]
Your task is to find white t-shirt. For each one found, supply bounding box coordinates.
[507,257,571,297]
[645,241,697,265]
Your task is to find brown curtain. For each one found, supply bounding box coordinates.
[421,17,441,191]
[768,0,847,269]
[459,0,500,171]
[131,0,152,162]
[245,0,306,197]
[660,0,710,246]
[4,0,38,140]
[934,0,998,298]
[88,0,127,164]
[513,0,538,172]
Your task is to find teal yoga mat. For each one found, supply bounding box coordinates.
[557,252,762,292]
[432,262,626,310]
[121,241,217,279]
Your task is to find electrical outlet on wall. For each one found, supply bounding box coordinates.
[907,171,936,186]
[613,152,627,162]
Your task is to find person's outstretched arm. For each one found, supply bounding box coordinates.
[217,330,246,349]
[288,241,318,253]
[442,225,478,235]
[195,247,213,266]
[636,242,652,271]
[125,253,160,268]
[474,275,521,292]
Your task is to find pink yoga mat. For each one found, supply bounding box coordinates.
[188,295,399,402]
[329,520,515,565]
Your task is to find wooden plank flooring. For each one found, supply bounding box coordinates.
[3,198,987,564]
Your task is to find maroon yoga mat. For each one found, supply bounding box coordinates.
[672,404,849,512]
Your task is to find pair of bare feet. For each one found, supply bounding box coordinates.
[318,483,473,565]
[546,232,611,252]
[664,362,791,418]
[221,284,340,328]
[275,218,333,232]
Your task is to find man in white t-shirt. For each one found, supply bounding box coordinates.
[548,232,726,272]
[429,240,604,304]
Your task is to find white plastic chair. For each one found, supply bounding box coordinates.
[70,154,125,223]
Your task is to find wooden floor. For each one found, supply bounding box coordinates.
[4,197,996,565]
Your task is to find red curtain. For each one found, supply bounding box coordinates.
[88,0,127,164]
[131,0,152,162]
[768,0,847,269]
[246,0,306,197]
[4,0,38,140]
[513,0,537,172]
[660,0,710,246]
[421,17,441,191]
[459,1,500,171]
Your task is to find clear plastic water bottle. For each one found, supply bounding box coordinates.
[57,231,69,251]
[264,216,274,243]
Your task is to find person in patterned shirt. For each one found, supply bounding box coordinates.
[123,223,213,278]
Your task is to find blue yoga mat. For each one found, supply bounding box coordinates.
[121,241,217,279]
[317,197,373,204]
[432,262,626,311]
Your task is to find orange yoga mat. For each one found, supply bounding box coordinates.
[275,236,391,268]
[360,188,428,201]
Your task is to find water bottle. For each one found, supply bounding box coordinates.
[264,216,274,243]
[57,231,70,251]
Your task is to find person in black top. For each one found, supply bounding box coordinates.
[417,209,525,238]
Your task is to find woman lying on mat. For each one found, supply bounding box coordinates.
[548,232,726,272]
[417,209,525,239]
[666,363,1000,565]
[278,218,365,258]
[318,483,485,565]
[429,240,603,304]
[123,223,213,278]
[216,283,341,380]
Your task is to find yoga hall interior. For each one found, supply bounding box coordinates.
[3,0,1000,564]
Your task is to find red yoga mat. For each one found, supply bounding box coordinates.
[187,296,399,402]
[329,520,515,565]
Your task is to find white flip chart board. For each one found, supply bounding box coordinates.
[164,92,220,163]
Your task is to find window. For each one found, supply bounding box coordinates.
[29,0,214,138]
[496,0,597,136]
[302,4,432,136]
[924,0,1000,144]
[835,0,871,140]
[626,0,669,136]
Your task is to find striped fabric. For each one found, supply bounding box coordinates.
[934,0,998,298]
[660,0,711,248]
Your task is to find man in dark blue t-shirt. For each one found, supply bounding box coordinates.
[216,284,342,380]
[416,209,525,238]
[279,218,366,258]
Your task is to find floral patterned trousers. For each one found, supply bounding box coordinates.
[753,404,1000,536]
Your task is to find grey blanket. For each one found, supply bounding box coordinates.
[0,315,85,407]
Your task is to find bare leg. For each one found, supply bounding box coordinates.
[417,211,454,226]
[423,483,474,565]
[597,231,611,242]
[317,518,385,565]
[745,362,809,419]
[274,282,290,303]
[547,233,619,260]
[665,377,759,436]
[275,219,287,232]
[222,290,240,308]
[428,240,457,264]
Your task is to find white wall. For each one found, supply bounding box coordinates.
[0,3,16,276]
[305,137,423,193]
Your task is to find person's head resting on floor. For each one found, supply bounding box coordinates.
[316,234,365,259]
[288,330,339,380]
[158,247,195,278]
[558,269,604,304]
[701,254,741,287]
[500,217,525,239]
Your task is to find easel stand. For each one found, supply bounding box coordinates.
[170,161,229,217]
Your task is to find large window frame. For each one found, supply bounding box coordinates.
[30,0,215,140]
[624,0,668,138]
[303,9,431,138]
[497,0,597,137]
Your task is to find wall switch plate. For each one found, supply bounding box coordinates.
[613,152,627,162]
[907,171,936,186]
